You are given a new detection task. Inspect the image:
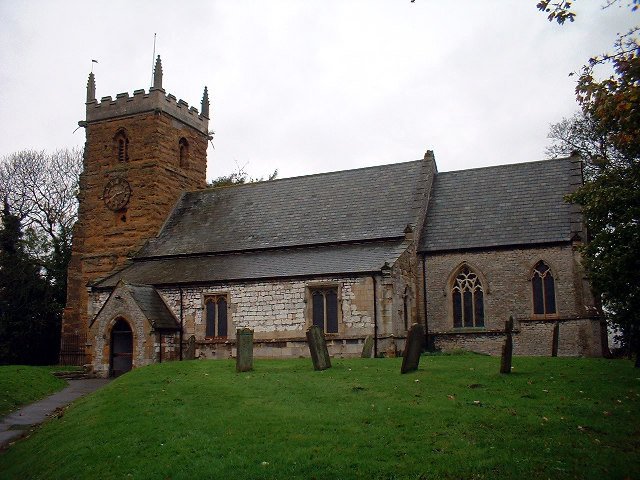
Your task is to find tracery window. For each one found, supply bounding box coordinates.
[114,130,129,163]
[311,288,339,334]
[205,295,228,338]
[179,137,189,168]
[532,261,557,315]
[452,266,484,328]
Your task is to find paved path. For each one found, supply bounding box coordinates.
[0,378,111,449]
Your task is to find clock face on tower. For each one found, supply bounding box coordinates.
[103,178,131,211]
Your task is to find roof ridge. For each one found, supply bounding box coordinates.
[436,156,572,176]
[198,158,425,194]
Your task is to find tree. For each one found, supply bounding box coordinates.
[0,202,58,364]
[541,3,640,364]
[537,0,638,25]
[0,148,82,364]
[208,164,278,188]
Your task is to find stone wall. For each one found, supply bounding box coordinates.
[424,243,603,356]
[63,105,208,362]
[91,275,382,360]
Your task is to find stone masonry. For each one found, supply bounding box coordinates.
[62,57,209,366]
[424,243,603,356]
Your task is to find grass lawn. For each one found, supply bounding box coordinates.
[0,353,638,479]
[0,365,71,417]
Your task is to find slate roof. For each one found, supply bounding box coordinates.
[418,157,581,253]
[90,283,180,329]
[139,160,427,258]
[96,240,409,288]
[126,284,180,330]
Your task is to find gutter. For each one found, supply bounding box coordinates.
[179,287,184,361]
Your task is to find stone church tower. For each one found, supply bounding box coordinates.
[61,57,209,364]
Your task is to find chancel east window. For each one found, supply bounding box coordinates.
[205,295,228,338]
[312,288,339,334]
[532,261,557,315]
[452,266,485,328]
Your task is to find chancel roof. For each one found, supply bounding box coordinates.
[418,156,582,253]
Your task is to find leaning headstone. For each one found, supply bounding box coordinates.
[386,338,398,358]
[500,316,514,374]
[306,325,331,371]
[401,323,425,374]
[361,335,374,358]
[236,328,254,372]
[184,335,196,360]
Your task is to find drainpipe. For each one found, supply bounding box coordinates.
[372,274,378,358]
[179,287,184,361]
[423,255,430,351]
[158,331,162,363]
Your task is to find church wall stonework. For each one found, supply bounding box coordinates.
[424,243,603,357]
[91,274,392,360]
[62,76,209,367]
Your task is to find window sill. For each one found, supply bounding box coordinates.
[449,327,486,333]
[522,315,560,322]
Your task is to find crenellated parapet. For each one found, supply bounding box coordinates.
[84,56,209,136]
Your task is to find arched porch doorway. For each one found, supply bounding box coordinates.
[110,318,133,377]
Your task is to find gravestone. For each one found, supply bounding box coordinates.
[236,328,254,372]
[401,323,425,374]
[306,325,331,371]
[183,335,196,360]
[500,316,514,374]
[361,335,373,358]
[386,338,398,358]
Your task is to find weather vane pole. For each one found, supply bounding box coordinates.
[91,59,98,73]
[150,33,157,87]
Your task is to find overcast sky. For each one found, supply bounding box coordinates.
[0,1,635,181]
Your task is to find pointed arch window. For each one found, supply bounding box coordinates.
[114,130,129,163]
[179,138,189,168]
[532,261,556,315]
[452,266,484,328]
[205,295,228,338]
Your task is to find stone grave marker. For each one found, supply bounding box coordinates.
[236,328,254,372]
[184,335,196,360]
[306,325,331,371]
[500,316,514,374]
[401,323,425,374]
[361,335,373,358]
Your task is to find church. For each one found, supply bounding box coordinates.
[60,58,606,377]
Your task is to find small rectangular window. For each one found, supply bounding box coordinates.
[310,287,339,334]
[205,295,229,339]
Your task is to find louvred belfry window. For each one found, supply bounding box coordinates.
[532,261,557,315]
[179,137,189,168]
[114,130,129,163]
[452,266,484,328]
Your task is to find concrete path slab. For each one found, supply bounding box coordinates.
[0,378,111,449]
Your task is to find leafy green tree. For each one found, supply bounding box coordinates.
[541,2,640,363]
